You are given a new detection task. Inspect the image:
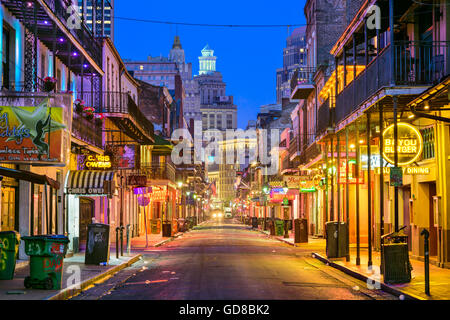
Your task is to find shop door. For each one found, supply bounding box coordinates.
[1,187,16,231]
[402,187,412,250]
[428,183,438,256]
[79,198,94,242]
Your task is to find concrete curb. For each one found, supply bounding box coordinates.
[154,232,184,247]
[312,252,425,301]
[255,228,298,247]
[46,254,142,300]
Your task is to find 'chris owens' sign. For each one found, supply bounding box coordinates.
[382,123,423,166]
[78,154,112,170]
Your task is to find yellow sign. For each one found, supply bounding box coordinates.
[375,167,430,175]
[382,123,423,166]
[85,155,112,169]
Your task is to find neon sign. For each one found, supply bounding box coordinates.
[85,155,112,169]
[382,123,423,166]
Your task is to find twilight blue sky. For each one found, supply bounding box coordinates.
[114,0,307,129]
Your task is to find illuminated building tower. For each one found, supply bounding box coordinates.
[198,45,217,75]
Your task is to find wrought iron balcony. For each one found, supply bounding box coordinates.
[78,91,154,144]
[71,111,103,149]
[290,67,316,100]
[316,98,332,137]
[335,41,450,125]
[289,136,301,162]
[140,162,176,182]
[2,0,102,75]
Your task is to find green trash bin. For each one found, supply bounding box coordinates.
[275,220,284,236]
[22,235,70,290]
[0,231,20,280]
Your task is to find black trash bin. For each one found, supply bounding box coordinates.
[325,221,349,258]
[162,222,172,237]
[382,227,412,284]
[85,224,110,265]
[294,219,308,243]
[251,217,258,229]
[178,218,186,232]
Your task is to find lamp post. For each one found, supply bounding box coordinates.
[262,182,271,231]
[283,182,290,238]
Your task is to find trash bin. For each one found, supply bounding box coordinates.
[162,222,172,237]
[150,219,161,234]
[178,219,186,232]
[251,217,258,229]
[294,219,308,244]
[0,231,20,280]
[85,224,110,265]
[382,227,412,284]
[325,222,349,258]
[275,220,284,236]
[22,235,70,290]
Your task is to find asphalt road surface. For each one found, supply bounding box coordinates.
[72,219,396,300]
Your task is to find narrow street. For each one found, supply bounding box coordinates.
[72,219,395,300]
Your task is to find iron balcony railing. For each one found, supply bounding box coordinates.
[288,136,299,159]
[140,162,176,182]
[78,91,154,140]
[335,41,450,125]
[290,67,316,93]
[281,154,293,172]
[317,98,332,137]
[71,111,103,149]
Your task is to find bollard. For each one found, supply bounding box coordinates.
[126,224,131,255]
[115,227,120,259]
[120,225,124,257]
[420,229,430,296]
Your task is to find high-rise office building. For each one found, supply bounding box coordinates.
[78,0,114,40]
[276,27,307,103]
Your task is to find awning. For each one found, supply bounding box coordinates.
[0,166,60,189]
[65,170,116,196]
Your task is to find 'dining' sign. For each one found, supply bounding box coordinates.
[382,123,423,166]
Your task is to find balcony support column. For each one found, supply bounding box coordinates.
[345,126,350,262]
[330,135,335,221]
[343,45,347,87]
[337,132,341,222]
[367,112,373,268]
[22,1,38,92]
[324,140,329,227]
[393,95,399,232]
[379,103,385,273]
[355,122,361,265]
[389,0,395,86]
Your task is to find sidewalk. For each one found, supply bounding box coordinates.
[256,226,450,300]
[0,252,141,300]
[130,232,184,249]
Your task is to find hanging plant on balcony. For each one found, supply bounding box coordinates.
[83,106,95,121]
[94,113,105,126]
[74,99,85,114]
[42,76,57,92]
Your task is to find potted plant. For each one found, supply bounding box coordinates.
[95,113,104,126]
[42,76,57,92]
[83,106,95,121]
[74,99,85,114]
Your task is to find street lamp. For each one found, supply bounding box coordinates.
[177,181,183,188]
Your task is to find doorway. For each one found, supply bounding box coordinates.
[428,182,438,256]
[401,186,412,250]
[1,186,17,231]
[79,198,94,242]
